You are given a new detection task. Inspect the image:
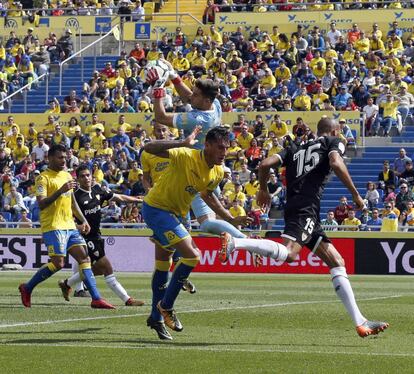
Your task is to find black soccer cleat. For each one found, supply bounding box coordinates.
[147,316,173,340]
[181,279,197,294]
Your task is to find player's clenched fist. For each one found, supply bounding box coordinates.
[59,180,77,194]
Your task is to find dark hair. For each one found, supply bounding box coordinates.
[195,79,219,102]
[48,144,67,157]
[206,127,230,144]
[76,164,90,178]
[317,117,334,135]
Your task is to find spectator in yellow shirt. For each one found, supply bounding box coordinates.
[354,31,370,54]
[236,125,254,150]
[172,51,190,75]
[229,200,246,228]
[274,61,291,81]
[96,138,113,158]
[342,209,361,231]
[379,94,400,136]
[260,68,276,90]
[12,136,30,163]
[6,125,22,150]
[268,114,288,138]
[293,88,312,111]
[127,160,143,187]
[90,128,106,151]
[78,141,96,161]
[228,183,247,206]
[209,25,223,45]
[312,86,330,110]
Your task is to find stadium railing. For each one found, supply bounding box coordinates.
[0,72,49,113]
[58,23,121,96]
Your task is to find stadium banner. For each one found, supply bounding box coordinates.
[192,237,355,274]
[355,238,414,275]
[0,235,353,274]
[0,235,155,272]
[0,111,360,142]
[1,16,119,39]
[215,10,414,40]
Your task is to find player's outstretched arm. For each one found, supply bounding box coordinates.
[329,152,364,210]
[257,155,281,209]
[112,194,142,203]
[143,125,202,157]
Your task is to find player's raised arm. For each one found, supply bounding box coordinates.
[143,125,202,157]
[257,154,282,208]
[329,151,364,210]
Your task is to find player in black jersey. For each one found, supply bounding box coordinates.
[220,118,389,338]
[58,164,145,307]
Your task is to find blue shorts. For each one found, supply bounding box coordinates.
[43,229,86,257]
[142,202,190,249]
[191,186,220,218]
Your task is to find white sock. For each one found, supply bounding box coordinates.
[70,262,85,292]
[105,274,130,303]
[233,238,288,262]
[67,272,82,289]
[330,266,366,326]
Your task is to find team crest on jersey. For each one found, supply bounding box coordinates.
[185,185,198,195]
[83,200,89,205]
[301,233,308,242]
[37,185,44,194]
[165,231,177,242]
[95,194,100,201]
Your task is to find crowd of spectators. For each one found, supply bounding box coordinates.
[0,0,145,20]
[0,28,74,109]
[204,0,413,20]
[65,20,414,137]
[321,148,414,232]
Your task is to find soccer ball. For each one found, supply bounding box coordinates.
[144,59,170,88]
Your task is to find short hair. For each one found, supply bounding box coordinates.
[195,79,219,102]
[205,127,230,144]
[48,144,67,157]
[76,164,90,178]
[317,117,334,135]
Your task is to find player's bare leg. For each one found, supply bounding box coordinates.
[315,241,389,337]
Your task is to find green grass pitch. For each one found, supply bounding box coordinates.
[0,272,413,373]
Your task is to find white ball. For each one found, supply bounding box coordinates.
[144,60,170,87]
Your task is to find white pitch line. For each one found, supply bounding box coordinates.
[0,295,401,329]
[1,342,413,358]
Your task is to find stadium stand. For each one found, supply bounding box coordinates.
[1,4,414,232]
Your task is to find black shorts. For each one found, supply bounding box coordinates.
[282,208,330,251]
[85,237,106,264]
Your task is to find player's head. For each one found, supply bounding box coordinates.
[190,79,219,110]
[48,144,67,171]
[76,164,92,190]
[204,127,231,166]
[153,122,170,140]
[317,117,336,136]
